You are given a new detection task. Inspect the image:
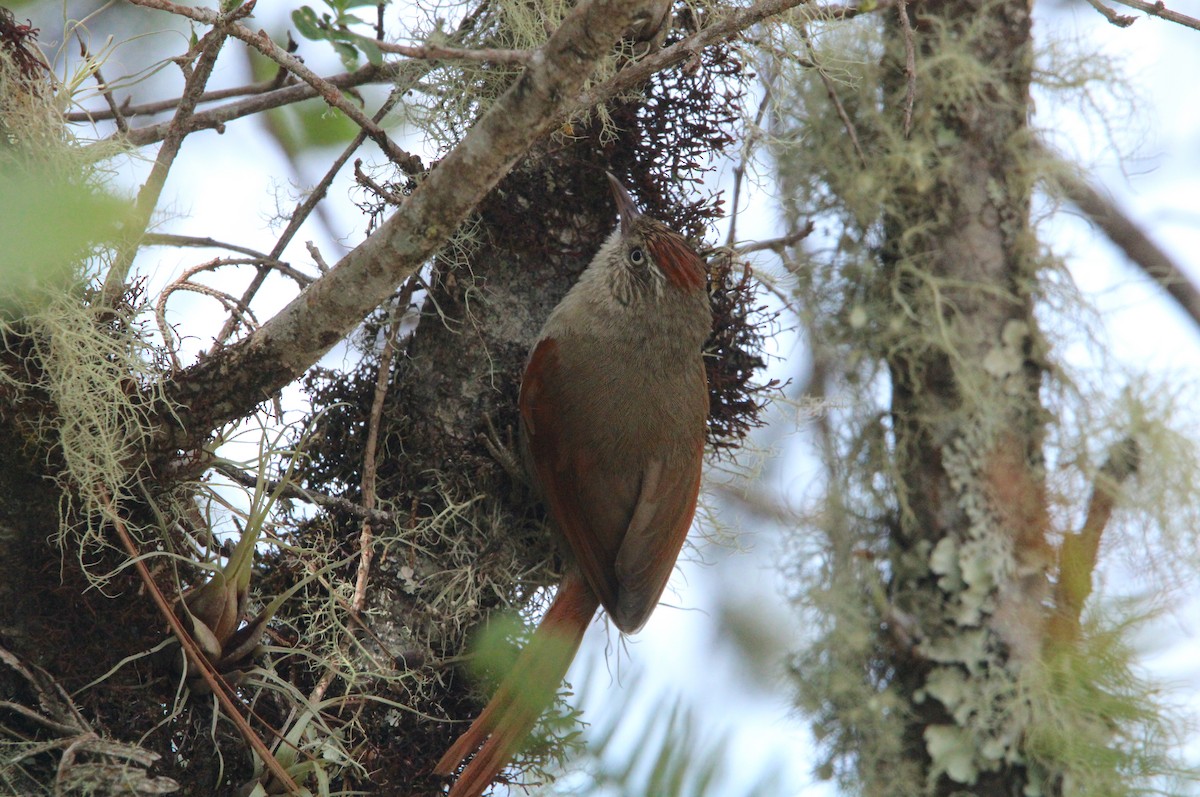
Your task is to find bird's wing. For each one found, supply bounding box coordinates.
[612,438,703,632]
[520,337,628,614]
[520,338,704,633]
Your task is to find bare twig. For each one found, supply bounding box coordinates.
[800,26,867,167]
[307,241,331,273]
[208,0,495,342]
[354,158,405,205]
[1108,0,1200,29]
[731,222,815,255]
[101,490,299,793]
[376,40,533,65]
[100,22,232,306]
[213,462,396,526]
[127,0,420,171]
[143,232,278,261]
[78,34,128,134]
[1043,148,1200,331]
[214,86,411,345]
[88,64,394,148]
[156,254,315,359]
[68,76,291,122]
[895,0,917,136]
[726,72,775,248]
[1082,0,1138,26]
[354,282,417,614]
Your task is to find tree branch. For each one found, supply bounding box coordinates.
[97,0,862,156]
[87,64,397,150]
[214,87,411,345]
[100,21,233,305]
[1081,0,1138,27]
[1107,0,1200,30]
[126,0,419,171]
[155,0,649,452]
[375,40,534,64]
[67,75,289,122]
[1043,149,1200,332]
[571,0,878,113]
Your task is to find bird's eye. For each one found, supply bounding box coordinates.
[629,247,645,265]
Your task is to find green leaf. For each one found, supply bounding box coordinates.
[291,7,325,41]
[354,36,383,66]
[331,40,359,69]
[291,100,359,148]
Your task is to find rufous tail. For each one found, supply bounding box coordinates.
[434,571,600,797]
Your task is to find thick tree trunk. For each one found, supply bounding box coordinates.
[880,0,1050,794]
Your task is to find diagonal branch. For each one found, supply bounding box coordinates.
[572,0,876,113]
[100,20,235,306]
[154,0,650,452]
[1107,0,1200,30]
[100,0,858,156]
[126,0,419,171]
[89,63,397,151]
[1043,148,1200,332]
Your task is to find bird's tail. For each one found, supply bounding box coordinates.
[434,571,600,797]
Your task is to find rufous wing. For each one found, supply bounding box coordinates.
[612,440,703,632]
[520,338,704,633]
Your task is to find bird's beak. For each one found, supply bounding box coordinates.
[606,172,641,235]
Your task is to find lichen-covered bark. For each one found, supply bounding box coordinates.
[880,0,1050,794]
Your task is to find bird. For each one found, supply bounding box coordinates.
[433,173,712,797]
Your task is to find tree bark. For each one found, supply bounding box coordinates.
[880,0,1050,794]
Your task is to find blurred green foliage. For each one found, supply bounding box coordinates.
[0,171,131,312]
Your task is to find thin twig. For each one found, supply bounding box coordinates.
[143,232,278,261]
[376,39,533,65]
[155,254,314,357]
[1109,0,1200,28]
[157,274,260,368]
[67,76,290,122]
[354,158,405,206]
[731,222,815,255]
[353,284,416,614]
[78,35,128,134]
[127,0,419,171]
[100,22,233,306]
[87,64,392,148]
[895,0,917,136]
[100,489,299,793]
[213,462,396,526]
[1082,0,1138,25]
[800,26,867,167]
[307,241,331,273]
[726,73,775,248]
[214,86,411,344]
